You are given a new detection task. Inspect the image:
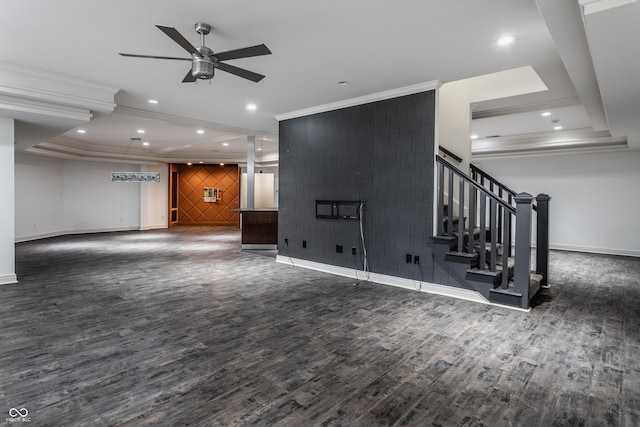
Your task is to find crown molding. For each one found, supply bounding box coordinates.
[471,97,581,120]
[275,80,442,121]
[580,0,637,15]
[0,62,118,113]
[115,106,278,139]
[0,94,91,122]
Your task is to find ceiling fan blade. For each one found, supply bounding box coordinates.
[215,44,272,61]
[217,62,265,82]
[119,53,191,61]
[156,25,200,56]
[182,69,197,83]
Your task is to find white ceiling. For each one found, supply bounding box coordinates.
[1,0,638,163]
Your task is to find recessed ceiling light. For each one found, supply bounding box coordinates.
[338,81,349,86]
[496,35,515,46]
[553,126,563,131]
[148,99,158,104]
[222,143,229,147]
[257,147,262,151]
[187,162,193,166]
[246,103,257,111]
[199,161,204,164]
[77,129,86,134]
[197,129,204,134]
[470,134,478,140]
[219,163,225,166]
[541,112,552,117]
[137,129,145,134]
[142,142,150,147]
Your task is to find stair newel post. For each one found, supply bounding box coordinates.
[514,192,534,309]
[536,193,551,287]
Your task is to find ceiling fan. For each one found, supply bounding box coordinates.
[119,22,271,83]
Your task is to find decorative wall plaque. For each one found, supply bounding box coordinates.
[204,187,221,202]
[111,172,160,182]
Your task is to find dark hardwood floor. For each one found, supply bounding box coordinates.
[1,226,639,426]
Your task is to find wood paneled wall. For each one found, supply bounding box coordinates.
[174,164,240,226]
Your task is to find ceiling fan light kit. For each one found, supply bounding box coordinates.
[119,22,271,83]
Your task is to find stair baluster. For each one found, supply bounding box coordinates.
[470,163,551,291]
[434,155,544,309]
[479,194,487,271]
[458,178,465,252]
[502,212,510,289]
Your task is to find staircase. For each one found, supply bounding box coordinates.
[432,155,551,310]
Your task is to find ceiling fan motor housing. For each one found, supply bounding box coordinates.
[192,46,217,79]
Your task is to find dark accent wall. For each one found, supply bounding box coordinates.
[278,90,436,281]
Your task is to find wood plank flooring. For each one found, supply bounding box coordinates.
[1,226,639,426]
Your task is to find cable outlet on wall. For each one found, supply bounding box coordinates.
[414,255,420,264]
[336,244,343,253]
[303,240,307,248]
[352,246,356,255]
[406,253,412,263]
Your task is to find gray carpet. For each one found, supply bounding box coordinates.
[1,225,639,426]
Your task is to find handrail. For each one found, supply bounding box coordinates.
[436,155,515,214]
[438,146,463,163]
[470,163,517,199]
[470,162,537,212]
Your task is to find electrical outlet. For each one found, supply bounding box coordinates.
[406,253,412,263]
[414,255,420,265]
[336,244,343,253]
[351,246,357,255]
[284,238,288,245]
[302,240,307,248]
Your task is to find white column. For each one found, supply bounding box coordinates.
[0,117,17,285]
[139,164,169,231]
[247,136,255,210]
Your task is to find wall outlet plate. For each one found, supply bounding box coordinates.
[406,254,412,263]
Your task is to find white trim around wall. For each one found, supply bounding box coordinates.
[13,226,161,243]
[275,80,442,121]
[275,255,531,312]
[0,274,18,285]
[547,243,640,258]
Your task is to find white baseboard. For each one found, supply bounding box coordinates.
[0,274,18,285]
[15,231,64,243]
[15,226,141,243]
[547,243,640,258]
[139,224,168,231]
[275,255,530,312]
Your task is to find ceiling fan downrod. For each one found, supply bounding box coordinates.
[192,22,215,80]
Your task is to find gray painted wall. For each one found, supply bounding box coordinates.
[278,90,436,282]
